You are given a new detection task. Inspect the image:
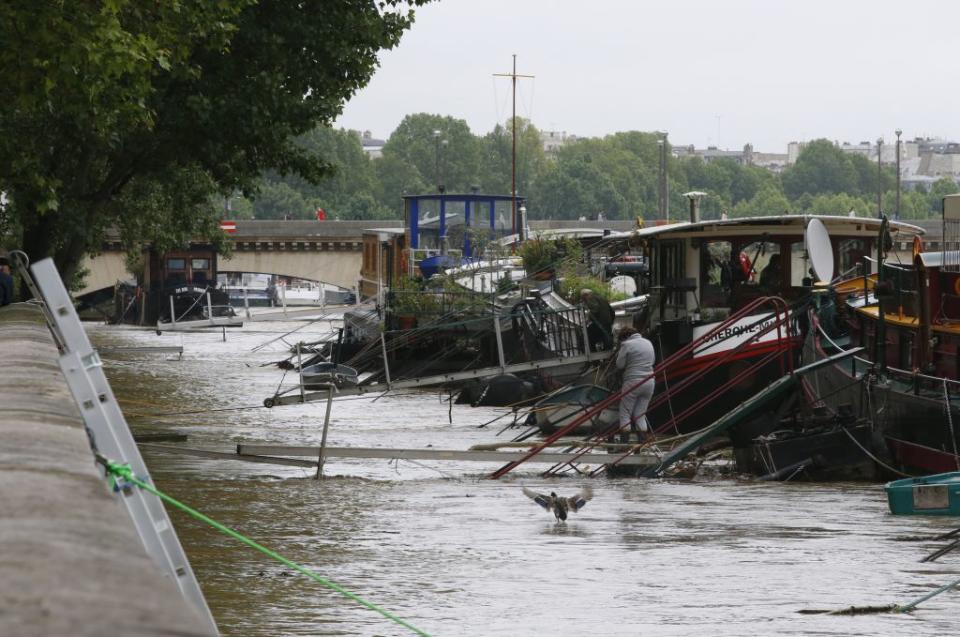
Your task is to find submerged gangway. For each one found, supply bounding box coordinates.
[488,297,797,479]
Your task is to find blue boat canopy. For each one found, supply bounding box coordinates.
[404,193,525,260]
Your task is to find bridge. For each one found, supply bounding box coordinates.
[78,218,636,296]
[78,217,943,297]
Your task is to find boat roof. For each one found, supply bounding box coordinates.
[918,250,960,268]
[605,215,925,241]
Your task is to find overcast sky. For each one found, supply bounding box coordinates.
[335,0,956,153]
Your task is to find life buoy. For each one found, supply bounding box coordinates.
[913,236,923,259]
[953,277,960,297]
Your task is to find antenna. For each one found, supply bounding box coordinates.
[494,54,534,236]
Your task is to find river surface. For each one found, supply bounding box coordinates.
[90,318,960,636]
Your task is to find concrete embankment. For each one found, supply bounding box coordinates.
[0,303,214,636]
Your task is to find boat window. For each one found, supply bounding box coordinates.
[700,240,732,308]
[444,200,466,254]
[417,199,441,251]
[739,241,781,291]
[191,258,210,271]
[655,240,685,318]
[838,239,868,279]
[494,200,513,237]
[790,241,808,287]
[166,258,186,271]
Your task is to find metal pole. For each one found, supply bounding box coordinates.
[895,129,902,220]
[243,287,251,319]
[281,283,287,317]
[657,138,665,220]
[315,387,334,480]
[493,316,506,372]
[877,137,884,218]
[169,295,176,327]
[297,342,305,403]
[380,332,392,387]
[206,291,213,325]
[511,53,517,235]
[580,307,592,356]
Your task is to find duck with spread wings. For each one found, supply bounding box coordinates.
[522,486,593,522]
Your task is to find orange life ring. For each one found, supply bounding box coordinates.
[954,277,960,297]
[913,236,923,259]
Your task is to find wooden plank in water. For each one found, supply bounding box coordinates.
[99,346,184,355]
[140,443,316,468]
[236,443,657,466]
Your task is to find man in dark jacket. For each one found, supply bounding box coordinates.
[0,256,14,307]
[580,289,615,351]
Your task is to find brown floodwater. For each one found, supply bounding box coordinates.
[90,319,960,637]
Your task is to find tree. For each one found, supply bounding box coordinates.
[249,182,311,220]
[257,126,380,219]
[0,0,429,283]
[380,113,482,194]
[731,186,791,218]
[927,177,960,214]
[477,118,546,197]
[781,139,859,199]
[530,153,625,219]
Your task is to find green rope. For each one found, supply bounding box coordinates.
[103,460,432,637]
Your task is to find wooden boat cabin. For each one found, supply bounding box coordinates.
[360,228,405,301]
[609,214,922,356]
[143,244,221,322]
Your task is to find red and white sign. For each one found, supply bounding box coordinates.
[692,312,789,358]
[220,220,237,233]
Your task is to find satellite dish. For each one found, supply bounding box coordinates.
[609,275,637,297]
[805,218,834,282]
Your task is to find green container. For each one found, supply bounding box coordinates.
[885,472,960,516]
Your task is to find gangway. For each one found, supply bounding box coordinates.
[488,297,795,479]
[263,306,612,407]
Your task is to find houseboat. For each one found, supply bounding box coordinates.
[804,198,960,476]
[597,207,924,440]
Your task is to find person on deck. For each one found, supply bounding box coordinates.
[0,256,14,307]
[580,289,615,351]
[615,325,656,444]
[759,253,782,292]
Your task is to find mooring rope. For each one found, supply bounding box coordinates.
[98,457,432,637]
[942,378,960,471]
[840,427,912,479]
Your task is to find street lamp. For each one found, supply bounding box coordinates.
[895,129,903,220]
[432,130,442,193]
[876,137,884,218]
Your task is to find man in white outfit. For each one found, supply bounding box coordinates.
[615,326,656,443]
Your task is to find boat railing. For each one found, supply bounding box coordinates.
[850,353,960,399]
[819,320,960,399]
[489,296,796,479]
[356,304,595,384]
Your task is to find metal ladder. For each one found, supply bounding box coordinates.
[16,254,219,635]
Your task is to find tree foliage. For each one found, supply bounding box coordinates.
[0,0,429,280]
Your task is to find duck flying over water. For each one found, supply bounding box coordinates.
[523,486,593,522]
